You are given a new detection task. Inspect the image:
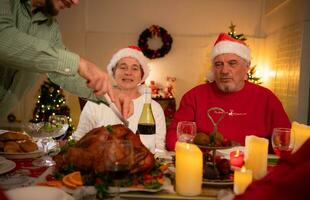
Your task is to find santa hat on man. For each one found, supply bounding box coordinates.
[211,33,250,63]
[107,45,150,83]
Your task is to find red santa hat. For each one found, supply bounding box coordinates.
[211,33,250,63]
[107,46,150,82]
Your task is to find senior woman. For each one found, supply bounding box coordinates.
[73,46,166,152]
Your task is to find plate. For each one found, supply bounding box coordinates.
[5,186,74,200]
[0,150,44,159]
[0,156,6,162]
[109,185,166,193]
[203,178,233,186]
[197,141,240,151]
[117,176,174,193]
[65,177,174,199]
[0,159,16,174]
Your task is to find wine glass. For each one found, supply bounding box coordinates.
[102,140,133,200]
[23,115,69,167]
[177,121,197,143]
[271,128,294,158]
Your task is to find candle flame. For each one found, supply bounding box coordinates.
[234,149,240,157]
[241,166,246,172]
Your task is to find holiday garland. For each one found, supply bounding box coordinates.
[138,25,173,59]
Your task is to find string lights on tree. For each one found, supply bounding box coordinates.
[31,79,75,138]
[228,22,262,84]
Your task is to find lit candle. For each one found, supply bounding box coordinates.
[292,121,310,152]
[234,166,253,195]
[245,135,269,180]
[230,149,244,168]
[175,141,203,196]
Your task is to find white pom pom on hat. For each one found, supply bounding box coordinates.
[211,33,250,63]
[107,45,150,82]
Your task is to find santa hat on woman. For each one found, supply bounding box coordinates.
[107,46,150,82]
[211,33,250,63]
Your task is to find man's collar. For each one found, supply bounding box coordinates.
[21,0,52,22]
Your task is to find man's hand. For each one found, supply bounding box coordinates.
[78,57,133,119]
[112,88,134,119]
[78,57,115,99]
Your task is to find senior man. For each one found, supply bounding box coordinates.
[166,33,290,151]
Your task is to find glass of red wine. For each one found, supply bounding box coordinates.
[272,128,294,158]
[102,140,133,200]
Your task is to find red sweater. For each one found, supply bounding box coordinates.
[166,81,290,151]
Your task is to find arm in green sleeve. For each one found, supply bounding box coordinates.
[0,0,77,75]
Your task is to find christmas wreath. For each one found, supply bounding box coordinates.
[138,25,173,59]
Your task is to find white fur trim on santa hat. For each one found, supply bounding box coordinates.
[107,47,150,82]
[211,40,250,63]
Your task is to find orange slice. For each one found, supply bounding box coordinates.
[68,171,83,186]
[63,175,77,188]
[37,180,63,188]
[62,171,83,188]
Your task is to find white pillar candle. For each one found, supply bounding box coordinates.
[245,135,269,180]
[234,166,253,195]
[292,121,310,152]
[175,141,203,196]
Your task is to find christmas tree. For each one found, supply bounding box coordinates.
[31,79,75,138]
[228,22,262,84]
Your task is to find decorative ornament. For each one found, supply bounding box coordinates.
[138,25,173,59]
[150,80,159,98]
[164,76,176,98]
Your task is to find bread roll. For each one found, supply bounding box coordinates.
[0,132,29,141]
[4,141,22,153]
[19,140,38,152]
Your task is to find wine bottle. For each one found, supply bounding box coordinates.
[137,87,156,153]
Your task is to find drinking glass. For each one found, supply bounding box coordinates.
[271,128,294,158]
[102,140,134,200]
[23,115,69,167]
[177,121,197,143]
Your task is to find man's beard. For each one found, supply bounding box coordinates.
[216,81,236,93]
[218,84,232,92]
[42,0,59,16]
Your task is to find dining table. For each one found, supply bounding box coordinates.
[0,152,234,200]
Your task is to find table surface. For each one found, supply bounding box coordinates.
[0,157,232,200]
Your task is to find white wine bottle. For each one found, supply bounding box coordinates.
[137,87,156,153]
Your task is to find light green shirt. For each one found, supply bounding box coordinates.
[0,0,105,117]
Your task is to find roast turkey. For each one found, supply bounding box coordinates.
[54,124,155,174]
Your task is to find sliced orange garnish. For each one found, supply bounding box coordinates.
[62,171,83,188]
[63,175,77,188]
[156,177,165,185]
[159,164,168,172]
[68,171,83,186]
[37,180,63,188]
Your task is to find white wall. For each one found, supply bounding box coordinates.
[262,0,310,124]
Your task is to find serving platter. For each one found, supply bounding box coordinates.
[0,150,43,159]
[203,177,233,186]
[0,159,16,174]
[5,186,74,200]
